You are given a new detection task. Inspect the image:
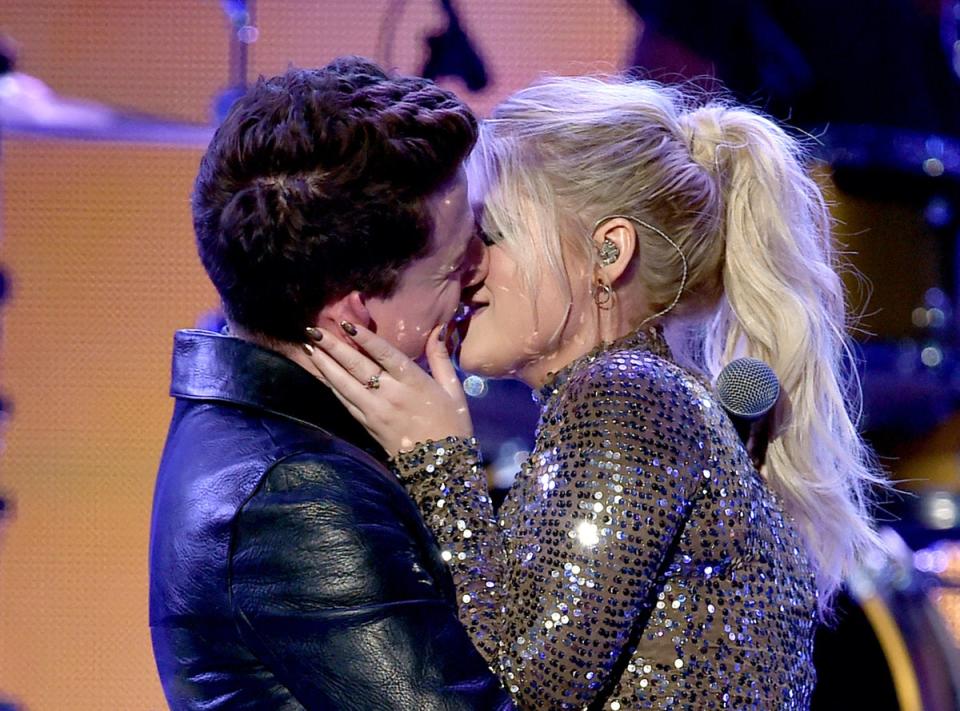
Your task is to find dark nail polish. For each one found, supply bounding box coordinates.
[439,324,448,342]
[340,321,357,336]
[305,326,323,341]
[302,343,314,356]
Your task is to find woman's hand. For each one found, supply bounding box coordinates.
[302,321,473,457]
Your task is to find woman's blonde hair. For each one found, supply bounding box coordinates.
[467,75,885,612]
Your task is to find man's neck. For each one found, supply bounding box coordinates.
[226,320,316,376]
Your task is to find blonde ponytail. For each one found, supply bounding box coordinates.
[682,106,886,609]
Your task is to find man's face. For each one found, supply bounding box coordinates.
[364,169,487,360]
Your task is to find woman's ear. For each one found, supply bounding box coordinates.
[592,217,637,284]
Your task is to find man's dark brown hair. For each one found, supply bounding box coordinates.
[192,56,478,342]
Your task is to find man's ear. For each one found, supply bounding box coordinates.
[314,291,372,335]
[592,217,637,285]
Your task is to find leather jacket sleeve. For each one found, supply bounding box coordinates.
[229,451,514,711]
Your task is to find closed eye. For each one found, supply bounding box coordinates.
[477,226,498,247]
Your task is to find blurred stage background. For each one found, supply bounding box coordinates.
[1,1,960,709]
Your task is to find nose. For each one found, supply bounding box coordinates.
[463,234,489,288]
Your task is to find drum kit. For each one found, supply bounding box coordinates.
[0,4,260,530]
[0,24,217,146]
[0,0,256,439]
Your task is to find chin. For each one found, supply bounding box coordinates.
[457,348,494,377]
[457,311,524,378]
[457,339,512,378]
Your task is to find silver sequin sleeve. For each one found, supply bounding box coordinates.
[395,354,718,709]
[395,330,818,709]
[391,437,506,663]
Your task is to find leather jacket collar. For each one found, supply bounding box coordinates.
[170,329,385,461]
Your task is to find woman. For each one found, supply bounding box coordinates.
[304,76,884,709]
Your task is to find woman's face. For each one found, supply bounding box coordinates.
[457,232,598,385]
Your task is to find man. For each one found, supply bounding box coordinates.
[149,57,510,710]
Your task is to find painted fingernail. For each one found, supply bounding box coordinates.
[305,326,323,341]
[302,342,314,356]
[340,321,357,336]
[438,324,448,342]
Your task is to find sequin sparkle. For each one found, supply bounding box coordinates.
[393,327,817,709]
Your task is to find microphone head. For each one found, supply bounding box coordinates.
[716,357,780,420]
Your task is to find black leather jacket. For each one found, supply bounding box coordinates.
[149,330,513,710]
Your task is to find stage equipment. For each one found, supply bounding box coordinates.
[813,529,960,711]
[422,0,489,91]
[0,71,213,146]
[812,126,960,456]
[0,29,211,146]
[716,357,779,421]
[715,357,779,466]
[214,1,258,123]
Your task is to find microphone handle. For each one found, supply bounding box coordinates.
[727,411,771,472]
[730,415,752,446]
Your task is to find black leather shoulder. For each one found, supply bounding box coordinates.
[233,449,453,611]
[228,451,512,710]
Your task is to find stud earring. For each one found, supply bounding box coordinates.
[598,239,620,266]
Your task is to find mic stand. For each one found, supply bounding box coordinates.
[214,1,258,123]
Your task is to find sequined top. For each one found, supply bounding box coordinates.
[394,327,818,710]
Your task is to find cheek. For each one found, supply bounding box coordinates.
[389,316,434,359]
[395,284,460,339]
[527,272,574,335]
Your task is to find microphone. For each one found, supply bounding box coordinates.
[716,357,780,451]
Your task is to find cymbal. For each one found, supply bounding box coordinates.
[0,72,214,147]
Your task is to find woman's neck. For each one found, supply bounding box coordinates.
[516,333,600,389]
[517,300,655,389]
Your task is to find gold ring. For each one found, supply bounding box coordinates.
[365,372,382,390]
